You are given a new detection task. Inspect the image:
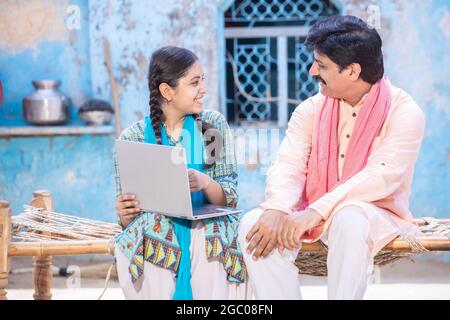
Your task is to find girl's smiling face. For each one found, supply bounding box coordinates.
[165,61,207,115]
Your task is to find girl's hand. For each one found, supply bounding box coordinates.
[116,193,142,227]
[188,169,211,192]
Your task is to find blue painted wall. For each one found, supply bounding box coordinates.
[0,135,115,221]
[0,0,117,222]
[0,0,92,122]
[377,0,450,220]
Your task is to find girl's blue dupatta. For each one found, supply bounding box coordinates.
[144,115,205,300]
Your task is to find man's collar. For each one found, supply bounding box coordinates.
[339,91,369,110]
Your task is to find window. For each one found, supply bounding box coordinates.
[223,0,339,126]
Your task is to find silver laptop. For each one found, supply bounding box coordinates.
[115,139,242,220]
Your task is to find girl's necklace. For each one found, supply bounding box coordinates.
[162,122,183,145]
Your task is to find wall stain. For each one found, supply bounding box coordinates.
[0,0,70,53]
[63,137,78,150]
[133,51,148,81]
[118,64,135,88]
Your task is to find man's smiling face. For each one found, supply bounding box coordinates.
[309,51,354,99]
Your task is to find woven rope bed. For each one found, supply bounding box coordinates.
[1,190,449,299]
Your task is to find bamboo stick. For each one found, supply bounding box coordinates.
[7,235,449,257]
[382,237,450,251]
[103,38,122,138]
[0,200,11,300]
[31,190,53,300]
[8,239,114,256]
[301,236,450,252]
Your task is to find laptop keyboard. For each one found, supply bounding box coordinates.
[193,205,241,216]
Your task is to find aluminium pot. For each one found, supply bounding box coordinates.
[22,80,71,125]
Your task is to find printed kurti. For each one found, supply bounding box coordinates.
[114,109,247,283]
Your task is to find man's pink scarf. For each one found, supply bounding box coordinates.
[301,78,391,228]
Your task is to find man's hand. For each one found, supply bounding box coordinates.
[246,209,287,260]
[277,208,324,252]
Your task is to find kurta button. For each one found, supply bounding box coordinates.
[346,134,350,139]
[381,163,386,166]
[352,113,357,117]
[340,154,345,158]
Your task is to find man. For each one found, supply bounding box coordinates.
[238,15,425,300]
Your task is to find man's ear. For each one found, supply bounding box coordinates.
[347,63,362,81]
[159,83,174,102]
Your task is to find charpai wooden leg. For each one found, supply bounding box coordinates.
[33,256,53,300]
[31,190,53,300]
[0,200,11,300]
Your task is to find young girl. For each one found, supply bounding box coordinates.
[113,46,248,300]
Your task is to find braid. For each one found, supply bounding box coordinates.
[192,113,213,134]
[193,113,222,169]
[149,80,163,144]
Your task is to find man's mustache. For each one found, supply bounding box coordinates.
[313,75,326,85]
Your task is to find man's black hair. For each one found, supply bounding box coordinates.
[305,15,384,84]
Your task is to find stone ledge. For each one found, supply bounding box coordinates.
[0,125,115,137]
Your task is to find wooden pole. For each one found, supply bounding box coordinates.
[8,239,115,256]
[6,235,448,256]
[103,38,122,138]
[298,218,450,252]
[301,236,450,252]
[0,200,11,300]
[31,190,53,300]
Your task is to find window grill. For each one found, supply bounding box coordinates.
[224,0,339,125]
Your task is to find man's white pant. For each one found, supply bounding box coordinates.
[238,204,402,300]
[116,220,251,300]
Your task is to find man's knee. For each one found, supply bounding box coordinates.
[328,205,369,241]
[238,208,263,243]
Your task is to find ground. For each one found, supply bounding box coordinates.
[6,254,450,300]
